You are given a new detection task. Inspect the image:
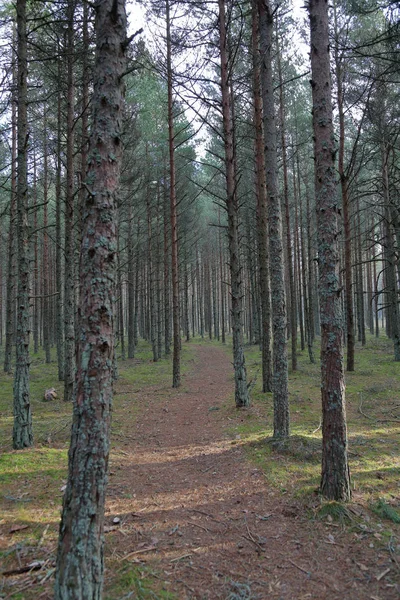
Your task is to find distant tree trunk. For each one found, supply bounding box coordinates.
[4,33,17,372]
[163,178,171,355]
[166,0,180,387]
[56,46,64,381]
[382,141,400,360]
[218,0,250,407]
[54,0,127,596]
[33,153,39,355]
[333,3,355,372]
[252,1,272,389]
[64,0,76,402]
[308,0,351,501]
[277,40,297,371]
[258,0,288,435]
[42,112,51,364]
[127,202,135,358]
[4,32,17,374]
[13,0,33,449]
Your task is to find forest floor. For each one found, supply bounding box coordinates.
[0,339,400,599]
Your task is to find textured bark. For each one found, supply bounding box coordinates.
[127,203,135,358]
[33,155,39,355]
[54,0,127,596]
[4,45,16,373]
[277,41,297,372]
[382,142,400,360]
[13,0,33,449]
[64,0,76,402]
[166,0,180,387]
[251,1,272,390]
[308,0,351,501]
[163,181,171,355]
[43,113,51,364]
[218,0,250,407]
[56,49,65,381]
[258,0,288,435]
[333,4,355,372]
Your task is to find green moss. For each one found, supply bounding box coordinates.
[231,334,400,508]
[105,564,176,599]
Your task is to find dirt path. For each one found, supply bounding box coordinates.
[107,345,398,599]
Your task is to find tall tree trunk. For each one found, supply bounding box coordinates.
[13,0,33,449]
[333,2,355,372]
[127,202,135,358]
[382,142,400,360]
[277,39,297,371]
[258,0,288,434]
[33,152,39,355]
[43,111,51,364]
[308,0,351,501]
[163,178,171,355]
[54,1,127,596]
[64,0,76,402]
[55,38,65,381]
[166,0,180,387]
[218,0,250,407]
[4,30,17,374]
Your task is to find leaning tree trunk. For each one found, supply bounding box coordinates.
[308,0,351,501]
[13,0,33,450]
[54,1,128,597]
[258,0,289,436]
[218,0,250,407]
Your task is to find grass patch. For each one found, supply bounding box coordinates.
[372,499,400,524]
[230,333,400,512]
[105,564,176,600]
[0,339,193,599]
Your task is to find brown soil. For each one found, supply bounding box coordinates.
[105,344,399,599]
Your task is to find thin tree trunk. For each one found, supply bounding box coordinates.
[55,38,64,381]
[43,113,51,364]
[63,0,76,402]
[258,0,288,433]
[55,1,127,595]
[218,0,250,407]
[13,0,33,449]
[4,31,17,373]
[166,0,180,387]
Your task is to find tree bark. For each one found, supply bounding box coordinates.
[258,0,289,435]
[54,0,127,596]
[64,0,76,402]
[13,0,33,450]
[218,0,250,407]
[308,0,351,501]
[166,0,181,387]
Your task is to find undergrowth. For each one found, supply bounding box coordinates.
[0,340,192,600]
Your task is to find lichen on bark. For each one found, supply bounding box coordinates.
[54,1,128,597]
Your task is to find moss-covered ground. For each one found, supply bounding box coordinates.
[0,333,399,598]
[0,341,191,599]
[228,334,400,521]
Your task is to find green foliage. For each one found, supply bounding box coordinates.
[372,499,400,524]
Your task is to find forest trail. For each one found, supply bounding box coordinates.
[107,345,398,599]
